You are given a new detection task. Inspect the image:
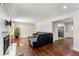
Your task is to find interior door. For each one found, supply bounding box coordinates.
[58,26,64,38]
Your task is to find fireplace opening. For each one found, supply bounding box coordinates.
[3,35,10,55]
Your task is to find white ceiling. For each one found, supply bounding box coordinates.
[4,3,79,24]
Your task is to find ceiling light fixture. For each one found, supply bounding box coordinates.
[63,5,67,9]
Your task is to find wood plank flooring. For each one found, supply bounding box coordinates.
[16,37,79,56]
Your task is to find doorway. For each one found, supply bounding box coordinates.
[52,17,73,49]
[52,17,73,41]
[58,25,64,39]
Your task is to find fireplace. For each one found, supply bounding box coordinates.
[3,35,10,55]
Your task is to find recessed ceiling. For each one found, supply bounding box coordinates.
[4,3,79,24]
[57,18,73,24]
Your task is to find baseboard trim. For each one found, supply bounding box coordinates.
[73,48,79,52]
[19,37,28,39]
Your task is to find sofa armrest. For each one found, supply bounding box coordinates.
[28,37,38,47]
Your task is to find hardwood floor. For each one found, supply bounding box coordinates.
[16,37,79,56]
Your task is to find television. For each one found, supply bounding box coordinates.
[5,20,12,26]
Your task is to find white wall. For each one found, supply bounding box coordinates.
[64,23,73,37]
[52,22,58,41]
[73,15,79,51]
[36,20,52,33]
[36,9,79,51]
